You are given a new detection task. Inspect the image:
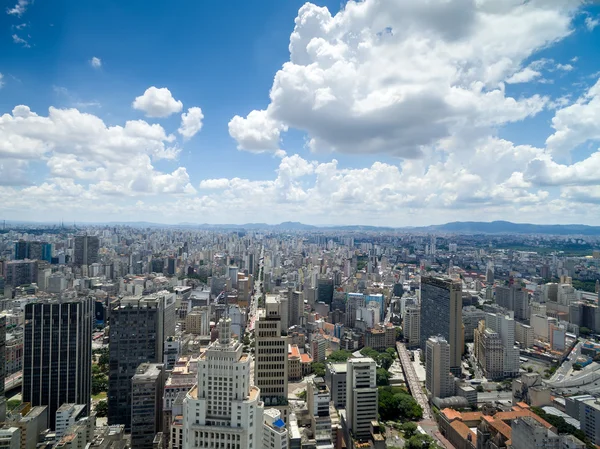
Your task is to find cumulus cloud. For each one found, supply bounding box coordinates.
[546,78,600,154]
[90,57,102,69]
[228,0,577,157]
[132,87,183,118]
[178,107,204,139]
[12,34,30,48]
[585,16,599,31]
[199,178,230,189]
[506,68,542,84]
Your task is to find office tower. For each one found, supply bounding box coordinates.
[425,336,454,399]
[255,296,289,422]
[325,363,347,409]
[345,293,365,328]
[346,358,378,442]
[167,258,176,276]
[151,258,165,274]
[0,316,5,422]
[495,285,529,320]
[14,240,28,260]
[420,276,463,375]
[473,322,504,381]
[262,409,288,449]
[462,306,486,342]
[74,235,100,266]
[403,306,420,348]
[317,278,334,305]
[131,363,165,449]
[27,242,52,262]
[288,290,303,327]
[182,317,263,449]
[485,312,520,377]
[4,260,37,287]
[23,297,93,429]
[108,292,176,429]
[307,377,331,442]
[185,306,210,335]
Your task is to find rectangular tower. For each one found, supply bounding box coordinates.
[346,358,378,442]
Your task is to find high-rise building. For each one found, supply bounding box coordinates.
[262,409,288,449]
[420,276,463,375]
[474,322,504,381]
[346,357,378,442]
[403,306,420,348]
[255,296,289,422]
[4,260,37,287]
[495,285,529,320]
[108,292,176,429]
[131,363,165,449]
[325,363,347,409]
[307,377,331,442]
[14,240,28,260]
[27,242,52,263]
[317,278,334,305]
[425,336,454,399]
[74,235,100,266]
[462,306,486,343]
[23,297,93,429]
[345,293,365,328]
[288,290,303,327]
[485,312,520,377]
[0,315,5,422]
[182,317,263,449]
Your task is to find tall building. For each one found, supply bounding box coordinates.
[262,409,288,449]
[317,278,334,305]
[346,358,378,442]
[306,377,331,442]
[255,296,289,422]
[0,315,5,422]
[345,293,365,328]
[403,306,420,348]
[23,297,93,429]
[4,260,37,287]
[485,312,520,377]
[131,363,165,449]
[108,292,176,429]
[420,276,463,375]
[474,322,504,381]
[14,240,28,260]
[74,235,100,266]
[325,363,347,409]
[27,242,52,262]
[182,317,263,449]
[496,285,529,320]
[425,336,454,399]
[288,290,303,327]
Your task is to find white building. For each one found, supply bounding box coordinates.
[346,358,378,442]
[182,317,263,449]
[262,409,288,449]
[55,403,86,441]
[404,306,420,348]
[485,312,519,377]
[426,336,454,399]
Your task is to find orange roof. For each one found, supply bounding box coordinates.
[516,402,530,409]
[441,408,462,422]
[288,345,301,358]
[460,412,483,422]
[300,354,313,363]
[450,421,477,445]
[323,322,334,332]
[488,419,512,439]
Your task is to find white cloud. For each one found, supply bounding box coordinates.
[90,57,102,69]
[199,178,230,189]
[178,107,204,139]
[585,16,599,31]
[525,152,600,186]
[228,0,578,157]
[7,0,29,17]
[132,87,183,118]
[0,73,4,89]
[12,34,30,48]
[546,78,600,154]
[556,63,573,71]
[506,68,542,84]
[228,109,287,152]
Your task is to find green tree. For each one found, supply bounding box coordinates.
[95,400,108,418]
[296,390,307,400]
[379,353,394,370]
[476,385,484,393]
[407,434,439,449]
[327,350,353,362]
[400,422,418,439]
[573,364,583,371]
[312,362,326,377]
[580,327,591,336]
[376,368,391,386]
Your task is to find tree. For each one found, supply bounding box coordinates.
[580,327,591,336]
[407,434,439,449]
[379,353,394,370]
[312,362,326,377]
[376,368,391,386]
[476,385,484,393]
[396,327,404,341]
[400,422,418,439]
[296,390,307,400]
[95,400,108,418]
[327,350,353,363]
[573,363,583,371]
[378,387,423,422]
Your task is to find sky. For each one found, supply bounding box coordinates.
[1,0,600,226]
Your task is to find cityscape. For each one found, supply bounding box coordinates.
[2,0,600,449]
[1,224,600,449]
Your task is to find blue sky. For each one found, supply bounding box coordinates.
[1,0,600,225]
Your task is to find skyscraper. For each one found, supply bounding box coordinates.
[425,336,454,399]
[182,317,263,449]
[346,357,378,442]
[484,312,520,377]
[0,315,6,422]
[131,363,165,449]
[108,292,176,429]
[74,235,100,266]
[23,297,93,429]
[255,295,289,422]
[4,260,37,287]
[14,240,28,260]
[420,276,463,375]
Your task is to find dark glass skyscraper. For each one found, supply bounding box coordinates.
[74,235,100,266]
[23,297,93,428]
[108,293,176,430]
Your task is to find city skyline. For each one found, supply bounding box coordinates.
[1,1,600,225]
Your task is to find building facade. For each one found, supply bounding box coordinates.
[346,358,378,442]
